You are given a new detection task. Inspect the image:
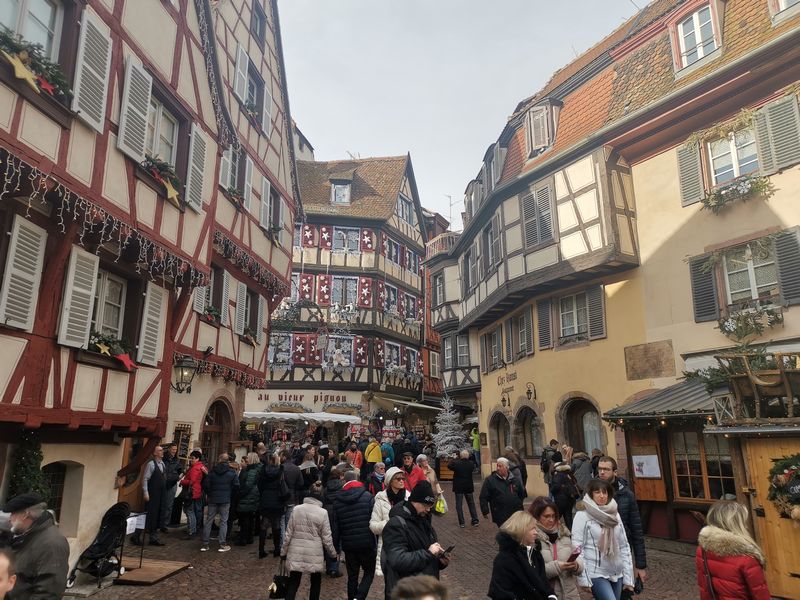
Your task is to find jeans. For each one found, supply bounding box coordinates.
[202,503,230,545]
[285,571,321,600]
[280,504,295,549]
[591,577,623,600]
[326,537,342,574]
[184,499,203,535]
[472,449,480,470]
[344,547,376,600]
[455,492,479,526]
[160,485,177,529]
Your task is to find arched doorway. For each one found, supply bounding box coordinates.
[201,399,234,464]
[488,412,510,461]
[564,399,602,454]
[513,406,543,460]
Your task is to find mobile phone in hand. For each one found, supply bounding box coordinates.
[443,545,455,556]
[567,547,581,562]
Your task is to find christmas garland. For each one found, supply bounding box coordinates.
[179,352,267,389]
[767,454,800,521]
[213,230,289,295]
[0,26,72,99]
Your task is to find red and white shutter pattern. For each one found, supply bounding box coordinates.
[316,275,331,306]
[354,336,369,366]
[298,274,314,301]
[360,229,374,252]
[302,224,316,247]
[357,277,372,308]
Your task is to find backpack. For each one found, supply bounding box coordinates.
[540,448,555,473]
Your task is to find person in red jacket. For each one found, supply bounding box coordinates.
[400,452,425,492]
[695,500,770,600]
[180,450,208,538]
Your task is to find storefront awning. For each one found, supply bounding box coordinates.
[603,380,713,420]
[704,424,800,435]
[372,395,441,411]
[243,411,362,424]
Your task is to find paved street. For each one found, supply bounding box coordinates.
[95,480,698,600]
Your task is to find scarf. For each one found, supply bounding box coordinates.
[386,485,406,506]
[534,521,559,545]
[582,495,620,558]
[373,471,385,483]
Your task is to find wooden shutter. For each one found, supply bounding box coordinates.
[72,11,112,133]
[754,110,776,175]
[137,281,165,366]
[256,295,265,344]
[536,184,553,243]
[262,83,273,135]
[185,124,207,212]
[504,319,513,364]
[193,286,207,313]
[278,198,288,243]
[491,215,502,265]
[480,334,488,373]
[493,143,505,184]
[677,144,704,206]
[756,96,800,173]
[586,285,606,340]
[220,270,231,326]
[522,192,539,248]
[234,43,249,102]
[525,306,534,355]
[234,280,247,335]
[0,216,47,332]
[219,148,232,188]
[260,176,271,228]
[117,58,152,162]
[57,247,100,348]
[537,298,552,349]
[689,256,720,322]
[776,228,800,306]
[243,155,253,211]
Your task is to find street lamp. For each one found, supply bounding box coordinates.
[171,355,198,393]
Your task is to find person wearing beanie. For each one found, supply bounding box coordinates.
[401,452,425,492]
[370,466,410,579]
[333,470,377,599]
[381,480,449,600]
[2,493,69,600]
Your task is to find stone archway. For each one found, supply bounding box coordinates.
[513,406,544,460]
[201,398,235,464]
[488,411,510,462]
[559,395,605,454]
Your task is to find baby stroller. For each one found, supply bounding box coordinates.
[66,502,130,588]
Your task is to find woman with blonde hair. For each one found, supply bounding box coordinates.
[488,510,556,599]
[696,500,770,599]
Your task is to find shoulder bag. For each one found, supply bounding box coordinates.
[701,548,718,600]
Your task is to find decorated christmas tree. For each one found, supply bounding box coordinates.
[431,393,468,458]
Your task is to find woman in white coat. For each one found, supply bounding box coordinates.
[369,466,409,577]
[571,479,634,600]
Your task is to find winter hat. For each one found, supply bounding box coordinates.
[3,492,45,513]
[409,480,437,505]
[385,466,403,485]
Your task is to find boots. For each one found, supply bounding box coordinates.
[258,531,268,559]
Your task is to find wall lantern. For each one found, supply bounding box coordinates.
[526,382,536,401]
[171,355,198,393]
[501,392,510,407]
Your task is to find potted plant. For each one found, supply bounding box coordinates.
[225,186,246,210]
[203,305,221,324]
[243,101,260,125]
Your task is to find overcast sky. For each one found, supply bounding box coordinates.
[278,1,640,231]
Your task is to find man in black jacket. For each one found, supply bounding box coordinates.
[333,471,376,600]
[160,443,182,531]
[381,481,448,600]
[280,449,302,548]
[479,457,525,527]
[201,453,239,552]
[447,449,479,528]
[598,456,648,583]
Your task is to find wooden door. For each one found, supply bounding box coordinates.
[116,437,146,512]
[744,437,800,599]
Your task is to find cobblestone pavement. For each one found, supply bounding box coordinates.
[94,480,698,600]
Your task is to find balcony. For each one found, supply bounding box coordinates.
[425,232,460,262]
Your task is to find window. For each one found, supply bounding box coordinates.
[462,247,477,292]
[385,284,398,311]
[290,273,299,303]
[92,270,126,338]
[268,332,291,366]
[404,293,417,320]
[708,128,758,185]
[331,276,358,306]
[246,69,260,109]
[331,183,351,205]
[516,310,532,356]
[387,239,402,266]
[430,351,439,379]
[526,106,551,155]
[488,328,501,369]
[406,348,419,373]
[42,462,66,521]
[293,224,302,248]
[332,227,359,252]
[145,97,178,166]
[678,5,716,68]
[483,215,501,269]
[324,335,353,369]
[244,288,259,335]
[397,195,416,225]
[443,337,453,369]
[559,292,588,339]
[432,273,444,306]
[406,250,420,274]
[385,341,401,368]
[672,431,735,500]
[457,334,470,366]
[219,147,240,190]
[250,0,267,43]
[780,0,800,8]
[1,0,64,60]
[723,242,778,305]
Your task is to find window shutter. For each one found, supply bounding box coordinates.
[537,299,552,349]
[536,184,553,243]
[137,281,165,366]
[57,247,100,348]
[256,295,265,344]
[193,286,207,314]
[262,83,273,135]
[689,256,720,322]
[522,192,539,248]
[504,319,513,364]
[234,281,247,335]
[529,107,549,151]
[243,155,253,211]
[754,110,776,175]
[0,216,47,332]
[185,124,207,213]
[480,334,488,373]
[493,143,505,184]
[278,197,288,241]
[492,216,502,265]
[117,58,152,162]
[587,285,606,340]
[677,144,704,206]
[776,228,800,306]
[525,306,534,355]
[72,11,112,133]
[219,148,232,188]
[220,270,231,326]
[234,43,249,102]
[260,176,271,228]
[760,96,800,172]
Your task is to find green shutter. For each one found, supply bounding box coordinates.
[677,143,704,206]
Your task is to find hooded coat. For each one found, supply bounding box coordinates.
[258,464,288,514]
[7,511,69,600]
[487,530,553,600]
[280,496,337,573]
[695,525,770,600]
[237,463,262,513]
[333,483,376,551]
[535,521,583,600]
[203,461,239,505]
[370,479,409,577]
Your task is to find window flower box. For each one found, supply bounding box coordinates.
[141,155,184,209]
[700,174,775,214]
[87,330,137,372]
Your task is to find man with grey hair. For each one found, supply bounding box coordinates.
[478,457,525,527]
[447,450,479,528]
[2,493,68,599]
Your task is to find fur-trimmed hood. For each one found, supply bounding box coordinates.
[534,520,572,542]
[698,525,765,566]
[554,462,573,472]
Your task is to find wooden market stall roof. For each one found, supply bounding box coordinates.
[604,380,712,420]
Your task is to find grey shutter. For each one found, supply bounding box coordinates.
[260,176,271,228]
[72,11,112,133]
[233,43,248,102]
[193,286,207,314]
[256,295,265,344]
[137,281,165,366]
[525,306,534,355]
[504,319,513,364]
[234,280,247,335]
[0,216,47,332]
[522,192,539,248]
[776,228,800,306]
[262,84,273,135]
[220,270,231,326]
[677,144,704,206]
[57,247,99,348]
[587,285,606,340]
[689,256,720,322]
[536,184,554,243]
[243,155,253,211]
[480,334,487,373]
[185,124,207,212]
[760,96,800,172]
[537,299,552,349]
[491,216,501,265]
[754,110,776,175]
[117,58,152,162]
[494,326,503,368]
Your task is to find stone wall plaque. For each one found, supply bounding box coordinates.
[624,340,676,380]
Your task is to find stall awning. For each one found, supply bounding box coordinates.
[372,395,441,411]
[704,424,800,435]
[243,411,362,424]
[603,380,712,420]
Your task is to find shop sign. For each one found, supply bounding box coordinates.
[245,389,365,412]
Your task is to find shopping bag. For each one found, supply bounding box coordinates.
[434,495,448,515]
[268,560,289,599]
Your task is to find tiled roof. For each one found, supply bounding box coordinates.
[604,380,712,418]
[297,156,408,220]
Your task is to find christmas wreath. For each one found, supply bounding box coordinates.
[767,454,800,521]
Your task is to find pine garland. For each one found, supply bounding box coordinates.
[0,26,72,99]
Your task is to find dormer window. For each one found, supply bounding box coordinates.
[396,194,416,226]
[331,182,351,205]
[678,5,716,67]
[525,101,560,158]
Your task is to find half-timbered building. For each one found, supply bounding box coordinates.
[0,0,297,562]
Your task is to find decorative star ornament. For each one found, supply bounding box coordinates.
[114,353,137,371]
[1,50,40,94]
[163,178,181,208]
[96,342,111,356]
[36,75,55,95]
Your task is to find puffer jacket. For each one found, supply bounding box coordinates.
[333,483,376,551]
[612,476,647,569]
[258,464,288,514]
[180,460,207,500]
[6,511,69,600]
[237,463,262,512]
[695,525,770,600]
[203,461,239,504]
[323,477,344,543]
[370,488,409,577]
[571,502,634,588]
[487,531,552,600]
[280,496,337,573]
[535,522,583,600]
